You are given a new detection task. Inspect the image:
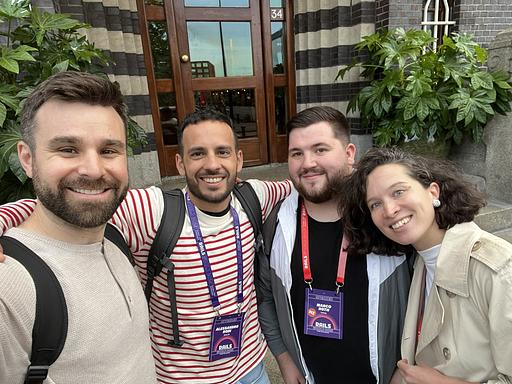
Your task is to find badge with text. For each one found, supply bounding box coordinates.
[304,288,343,340]
[209,313,244,361]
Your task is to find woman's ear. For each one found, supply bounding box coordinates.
[429,182,440,199]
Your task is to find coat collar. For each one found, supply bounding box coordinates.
[435,222,483,298]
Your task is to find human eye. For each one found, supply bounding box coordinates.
[101,148,120,156]
[368,201,382,211]
[217,149,232,157]
[190,150,204,159]
[289,151,302,158]
[58,147,78,155]
[392,189,405,198]
[315,147,329,154]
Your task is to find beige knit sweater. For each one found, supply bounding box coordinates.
[0,228,157,384]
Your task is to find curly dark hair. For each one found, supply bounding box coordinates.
[338,147,487,256]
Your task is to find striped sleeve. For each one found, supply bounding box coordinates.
[247,179,292,221]
[0,199,36,234]
[110,186,165,254]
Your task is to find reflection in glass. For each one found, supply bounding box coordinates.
[194,89,257,138]
[270,0,283,7]
[274,87,287,135]
[271,22,284,74]
[185,0,249,6]
[149,21,172,79]
[187,22,253,77]
[158,93,178,145]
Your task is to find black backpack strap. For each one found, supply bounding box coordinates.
[145,188,185,347]
[262,199,283,257]
[0,236,68,384]
[233,182,264,252]
[104,223,133,265]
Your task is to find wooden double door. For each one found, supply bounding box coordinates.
[139,0,296,176]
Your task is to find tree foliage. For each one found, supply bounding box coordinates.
[337,28,512,147]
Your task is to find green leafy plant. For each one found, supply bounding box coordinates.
[0,0,147,203]
[337,28,512,148]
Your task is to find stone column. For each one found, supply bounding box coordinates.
[484,28,512,203]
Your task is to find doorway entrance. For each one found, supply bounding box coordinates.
[138,0,295,176]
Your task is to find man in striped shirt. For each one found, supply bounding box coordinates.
[0,108,292,384]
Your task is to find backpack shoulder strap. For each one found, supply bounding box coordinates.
[104,223,133,265]
[233,182,263,251]
[262,199,283,257]
[144,188,185,301]
[0,236,68,384]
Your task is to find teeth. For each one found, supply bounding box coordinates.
[71,188,105,195]
[203,177,223,183]
[391,216,411,230]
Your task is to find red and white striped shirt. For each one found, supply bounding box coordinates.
[0,179,291,383]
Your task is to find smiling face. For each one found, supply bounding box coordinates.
[288,121,355,204]
[18,99,129,228]
[175,120,243,212]
[365,163,445,251]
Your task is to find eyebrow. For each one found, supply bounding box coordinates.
[288,142,330,152]
[187,145,233,153]
[47,136,125,149]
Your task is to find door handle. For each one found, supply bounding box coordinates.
[180,54,189,63]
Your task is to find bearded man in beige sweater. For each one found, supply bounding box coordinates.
[0,72,157,384]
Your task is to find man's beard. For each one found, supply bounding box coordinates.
[33,172,127,228]
[293,167,348,204]
[185,171,237,207]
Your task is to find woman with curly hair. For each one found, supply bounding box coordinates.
[338,147,512,384]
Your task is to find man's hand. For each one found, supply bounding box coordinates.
[397,359,478,384]
[275,351,306,384]
[0,243,4,262]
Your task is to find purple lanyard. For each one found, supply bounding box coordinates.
[185,193,244,312]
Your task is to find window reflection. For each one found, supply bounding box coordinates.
[149,21,172,79]
[274,87,287,135]
[271,22,284,74]
[187,22,253,77]
[185,0,249,6]
[194,89,257,138]
[158,93,178,145]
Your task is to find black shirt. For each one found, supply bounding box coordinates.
[290,203,377,384]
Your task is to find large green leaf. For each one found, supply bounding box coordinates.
[0,0,30,20]
[0,56,19,73]
[8,152,27,183]
[0,102,6,127]
[0,127,22,179]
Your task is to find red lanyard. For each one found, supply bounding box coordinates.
[300,201,349,293]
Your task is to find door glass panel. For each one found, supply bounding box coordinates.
[187,22,253,77]
[271,22,284,74]
[158,93,179,145]
[185,0,249,7]
[274,87,287,135]
[270,0,283,6]
[194,89,257,138]
[149,21,172,79]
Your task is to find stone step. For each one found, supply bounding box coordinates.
[474,200,512,233]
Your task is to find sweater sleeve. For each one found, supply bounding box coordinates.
[110,186,165,254]
[0,199,36,234]
[247,179,292,222]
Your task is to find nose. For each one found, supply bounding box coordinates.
[302,151,317,169]
[77,151,106,179]
[204,152,221,171]
[383,200,399,217]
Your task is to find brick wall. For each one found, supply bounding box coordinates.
[454,0,512,47]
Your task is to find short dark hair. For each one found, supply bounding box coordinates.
[177,108,239,155]
[338,147,487,256]
[20,71,128,150]
[286,106,351,144]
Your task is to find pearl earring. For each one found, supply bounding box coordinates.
[432,198,441,208]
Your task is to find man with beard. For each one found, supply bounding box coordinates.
[256,106,412,384]
[0,108,292,384]
[0,71,157,383]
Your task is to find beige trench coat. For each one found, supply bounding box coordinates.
[401,222,512,384]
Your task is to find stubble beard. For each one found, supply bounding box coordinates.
[293,167,349,204]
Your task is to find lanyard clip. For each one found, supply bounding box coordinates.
[237,303,242,313]
[305,279,313,291]
[335,282,344,295]
[214,306,221,318]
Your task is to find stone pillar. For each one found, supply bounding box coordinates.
[484,28,512,203]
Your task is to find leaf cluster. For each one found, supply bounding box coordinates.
[0,1,147,202]
[337,28,512,147]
